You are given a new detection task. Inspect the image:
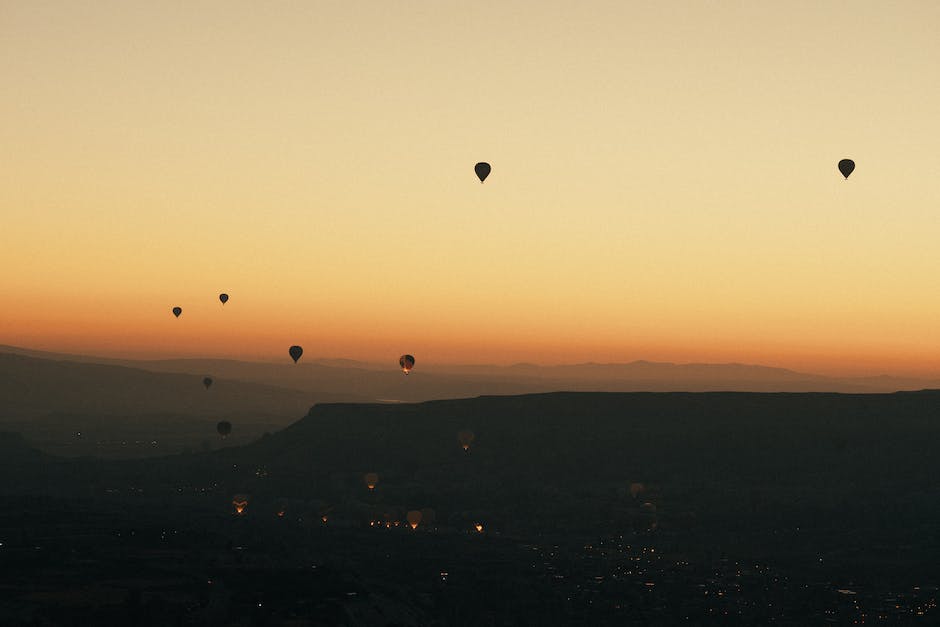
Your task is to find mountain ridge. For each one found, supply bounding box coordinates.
[2,343,935,394]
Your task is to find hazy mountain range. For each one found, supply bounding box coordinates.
[2,344,937,406]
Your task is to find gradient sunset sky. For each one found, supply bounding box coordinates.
[2,1,939,376]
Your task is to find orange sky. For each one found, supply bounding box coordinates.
[2,2,940,377]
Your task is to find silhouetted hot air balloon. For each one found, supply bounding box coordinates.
[219,293,229,304]
[838,159,855,179]
[474,162,491,183]
[364,472,379,491]
[420,507,437,527]
[172,307,182,318]
[217,421,232,438]
[399,354,415,375]
[203,377,213,390]
[406,510,422,530]
[289,345,303,363]
[458,429,475,452]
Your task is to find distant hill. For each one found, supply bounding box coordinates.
[9,391,940,537]
[0,352,317,420]
[213,391,940,492]
[2,344,937,398]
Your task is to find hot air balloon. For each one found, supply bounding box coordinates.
[232,494,249,515]
[474,522,484,533]
[289,345,303,363]
[172,307,182,318]
[639,502,658,531]
[629,482,645,498]
[474,162,491,183]
[406,510,422,530]
[364,472,379,491]
[838,159,855,179]
[458,429,475,452]
[203,377,213,390]
[219,293,229,304]
[217,421,232,438]
[399,354,415,375]
[420,507,437,527]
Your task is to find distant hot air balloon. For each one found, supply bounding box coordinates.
[636,501,658,532]
[399,354,415,375]
[406,510,422,530]
[838,159,855,179]
[629,482,645,498]
[217,421,232,438]
[474,162,491,183]
[172,307,182,318]
[364,472,379,491]
[203,377,213,390]
[420,507,437,527]
[458,429,475,452]
[474,522,484,533]
[232,494,249,515]
[289,345,303,363]
[219,293,229,304]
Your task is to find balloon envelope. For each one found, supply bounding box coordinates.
[474,162,491,183]
[838,159,855,179]
[289,345,303,363]
[232,494,248,515]
[172,307,182,318]
[203,377,213,390]
[219,293,229,304]
[458,429,475,451]
[399,354,415,374]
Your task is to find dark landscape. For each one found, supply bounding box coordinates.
[2,352,939,625]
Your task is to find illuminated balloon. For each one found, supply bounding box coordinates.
[289,345,303,363]
[232,494,249,515]
[219,293,229,304]
[838,159,855,179]
[474,522,484,533]
[458,429,475,452]
[217,421,232,438]
[474,162,491,183]
[203,377,213,390]
[364,472,379,491]
[406,510,422,529]
[399,354,415,375]
[172,307,182,318]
